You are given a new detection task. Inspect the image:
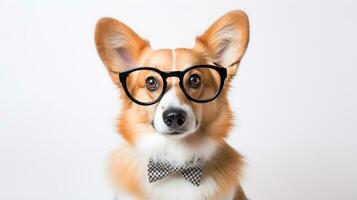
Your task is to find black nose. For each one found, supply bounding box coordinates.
[162,108,186,129]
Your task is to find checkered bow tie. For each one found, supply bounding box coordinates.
[148,158,203,186]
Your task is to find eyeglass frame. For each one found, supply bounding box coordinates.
[117,63,227,106]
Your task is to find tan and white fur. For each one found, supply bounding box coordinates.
[95,10,250,200]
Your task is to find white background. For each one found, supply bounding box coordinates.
[0,0,356,199]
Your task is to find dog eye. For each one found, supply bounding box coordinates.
[145,76,160,91]
[188,74,201,89]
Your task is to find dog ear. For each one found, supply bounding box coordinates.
[194,10,249,77]
[95,18,150,85]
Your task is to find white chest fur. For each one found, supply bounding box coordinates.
[144,175,218,200]
[115,176,235,200]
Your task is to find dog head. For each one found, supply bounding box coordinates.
[95,11,249,145]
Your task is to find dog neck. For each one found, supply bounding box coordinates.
[133,132,220,166]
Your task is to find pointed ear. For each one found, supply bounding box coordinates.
[194,10,249,76]
[95,17,150,84]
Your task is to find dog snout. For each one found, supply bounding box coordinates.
[162,108,186,129]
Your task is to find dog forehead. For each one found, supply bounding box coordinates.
[141,49,173,71]
[140,48,207,71]
[174,48,207,70]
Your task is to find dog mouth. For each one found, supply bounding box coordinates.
[151,118,200,136]
[151,121,186,135]
[166,130,186,135]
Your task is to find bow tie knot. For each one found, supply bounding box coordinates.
[148,159,203,186]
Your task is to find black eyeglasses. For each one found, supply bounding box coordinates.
[117,64,227,106]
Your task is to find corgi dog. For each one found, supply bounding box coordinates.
[95,10,249,200]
